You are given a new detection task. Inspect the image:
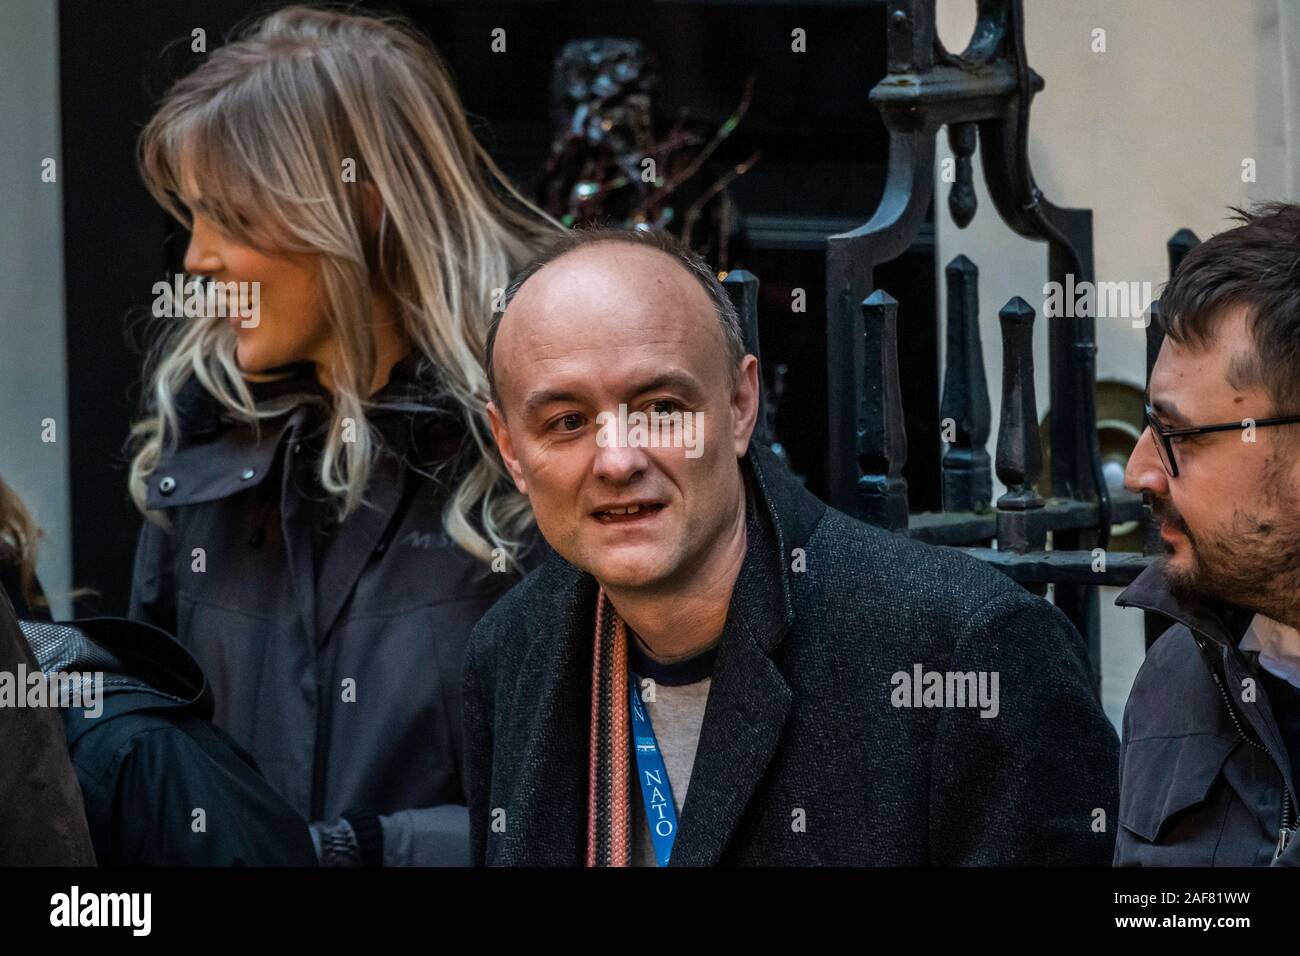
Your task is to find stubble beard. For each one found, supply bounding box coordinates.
[1155,484,1300,628]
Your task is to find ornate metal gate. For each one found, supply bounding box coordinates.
[725,0,1199,692]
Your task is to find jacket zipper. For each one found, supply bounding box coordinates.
[1205,656,1296,859]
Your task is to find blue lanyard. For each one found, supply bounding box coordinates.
[629,673,678,866]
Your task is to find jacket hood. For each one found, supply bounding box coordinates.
[21,617,212,745]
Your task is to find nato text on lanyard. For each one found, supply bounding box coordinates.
[629,674,678,866]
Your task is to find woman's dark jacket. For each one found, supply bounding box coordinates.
[129,355,526,865]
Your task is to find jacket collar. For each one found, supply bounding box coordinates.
[505,440,825,865]
[669,462,793,863]
[171,351,452,437]
[1115,560,1256,652]
[148,353,464,510]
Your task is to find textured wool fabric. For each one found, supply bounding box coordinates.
[463,441,1120,865]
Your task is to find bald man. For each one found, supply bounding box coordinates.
[462,226,1118,866]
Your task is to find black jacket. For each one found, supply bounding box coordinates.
[22,616,317,866]
[463,441,1119,865]
[1114,564,1300,865]
[0,587,95,865]
[130,355,529,865]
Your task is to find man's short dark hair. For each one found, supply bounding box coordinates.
[1159,201,1300,412]
[485,226,746,413]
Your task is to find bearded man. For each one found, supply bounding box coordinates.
[1116,202,1300,865]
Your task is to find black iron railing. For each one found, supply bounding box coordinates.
[722,0,1202,694]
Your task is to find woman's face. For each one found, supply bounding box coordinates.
[181,206,331,377]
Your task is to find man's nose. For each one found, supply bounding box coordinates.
[591,432,649,484]
[1125,426,1170,497]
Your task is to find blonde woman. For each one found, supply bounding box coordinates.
[128,6,561,865]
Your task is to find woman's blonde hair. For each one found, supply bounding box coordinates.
[129,4,562,567]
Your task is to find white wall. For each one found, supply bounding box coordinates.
[0,0,71,618]
[934,0,1300,725]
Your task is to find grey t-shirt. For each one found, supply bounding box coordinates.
[629,633,718,866]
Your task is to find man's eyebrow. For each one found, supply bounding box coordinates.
[627,371,705,399]
[1147,390,1191,427]
[518,371,704,420]
[521,388,582,419]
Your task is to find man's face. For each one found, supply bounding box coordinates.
[1124,305,1300,620]
[487,242,759,592]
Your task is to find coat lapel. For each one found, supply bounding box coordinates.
[495,563,597,865]
[669,618,793,865]
[662,443,808,864]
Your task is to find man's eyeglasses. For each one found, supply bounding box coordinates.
[1143,396,1300,478]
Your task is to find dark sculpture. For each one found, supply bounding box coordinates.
[539,37,758,268]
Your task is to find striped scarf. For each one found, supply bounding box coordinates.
[586,587,633,866]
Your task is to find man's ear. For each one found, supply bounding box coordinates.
[731,354,761,457]
[487,400,528,495]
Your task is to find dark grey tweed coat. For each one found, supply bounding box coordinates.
[462,441,1119,865]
